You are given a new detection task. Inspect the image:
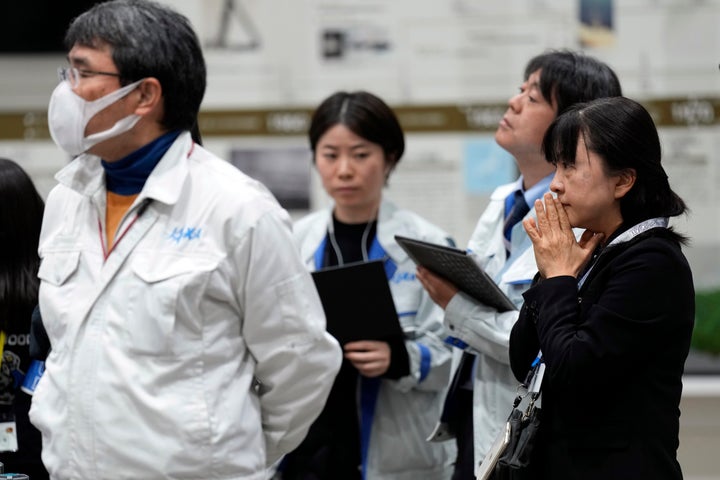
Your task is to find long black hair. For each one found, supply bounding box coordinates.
[0,159,45,330]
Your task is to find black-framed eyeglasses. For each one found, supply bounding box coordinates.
[57,66,121,88]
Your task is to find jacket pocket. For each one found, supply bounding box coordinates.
[38,251,80,286]
[37,251,81,349]
[126,253,218,356]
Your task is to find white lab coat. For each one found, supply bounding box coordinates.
[30,132,342,480]
[294,199,456,480]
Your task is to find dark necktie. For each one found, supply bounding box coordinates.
[503,189,530,243]
[503,190,530,257]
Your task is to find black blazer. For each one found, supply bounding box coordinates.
[509,227,694,480]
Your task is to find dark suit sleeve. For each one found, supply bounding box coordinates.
[529,239,693,389]
[509,284,544,382]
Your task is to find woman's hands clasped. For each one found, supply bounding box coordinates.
[522,193,604,279]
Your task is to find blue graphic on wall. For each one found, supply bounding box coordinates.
[463,139,518,194]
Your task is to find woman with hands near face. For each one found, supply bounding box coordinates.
[523,126,638,280]
[509,97,694,480]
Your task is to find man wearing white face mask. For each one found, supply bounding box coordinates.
[48,74,144,157]
[30,1,342,479]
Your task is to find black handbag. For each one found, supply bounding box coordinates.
[476,356,544,480]
[493,392,541,479]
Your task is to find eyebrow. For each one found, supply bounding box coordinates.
[66,54,91,69]
[320,143,369,151]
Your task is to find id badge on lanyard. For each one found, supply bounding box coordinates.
[0,331,18,453]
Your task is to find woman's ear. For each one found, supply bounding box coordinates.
[614,168,637,199]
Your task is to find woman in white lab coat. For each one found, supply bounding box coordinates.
[281,91,456,480]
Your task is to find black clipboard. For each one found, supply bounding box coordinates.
[394,235,516,312]
[311,260,404,345]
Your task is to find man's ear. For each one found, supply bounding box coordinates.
[614,168,637,199]
[134,77,163,116]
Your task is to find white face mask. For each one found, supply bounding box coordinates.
[48,79,144,156]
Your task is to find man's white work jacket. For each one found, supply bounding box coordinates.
[30,132,342,480]
[428,181,541,470]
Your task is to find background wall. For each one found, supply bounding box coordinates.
[0,0,718,477]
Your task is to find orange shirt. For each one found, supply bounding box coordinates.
[105,191,138,250]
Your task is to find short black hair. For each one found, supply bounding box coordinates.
[309,91,405,173]
[65,0,206,132]
[525,50,622,115]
